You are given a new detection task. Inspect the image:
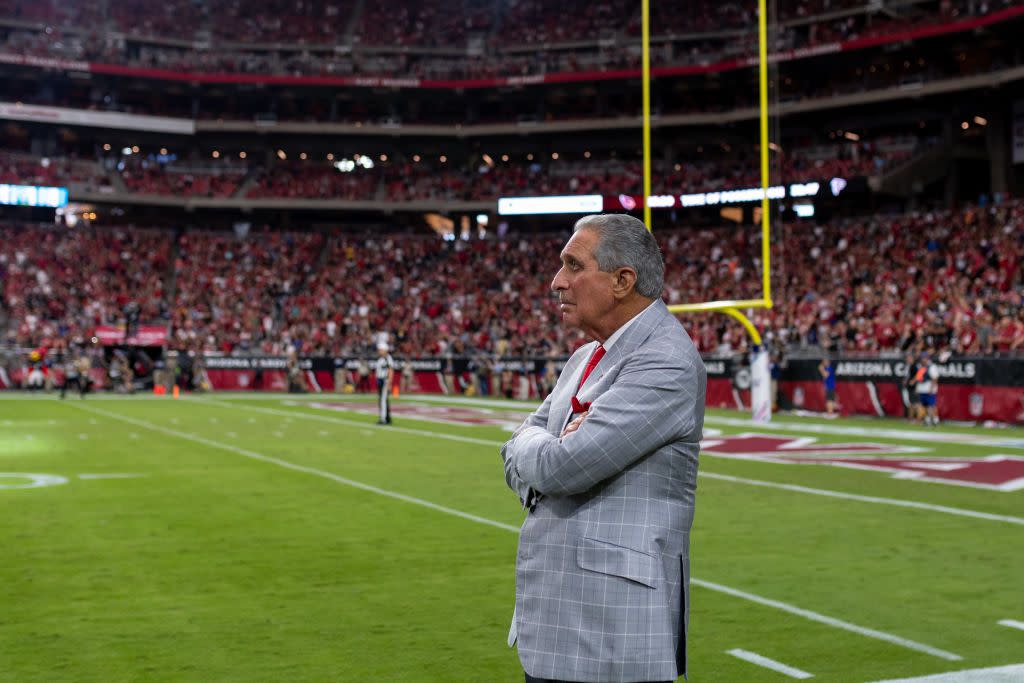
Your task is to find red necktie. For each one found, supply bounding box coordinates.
[571,345,605,413]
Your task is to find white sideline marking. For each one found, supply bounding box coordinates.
[196,398,506,448]
[77,473,145,480]
[70,403,519,534]
[702,580,960,661]
[226,432,238,438]
[998,619,1024,631]
[129,433,139,439]
[273,431,284,438]
[318,430,329,437]
[866,663,1024,682]
[201,397,1024,526]
[88,419,98,425]
[68,402,963,663]
[704,415,1024,450]
[77,434,88,440]
[700,472,1024,526]
[25,434,33,440]
[726,649,813,678]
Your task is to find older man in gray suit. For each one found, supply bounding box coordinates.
[502,213,706,683]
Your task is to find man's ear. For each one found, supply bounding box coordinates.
[612,267,638,299]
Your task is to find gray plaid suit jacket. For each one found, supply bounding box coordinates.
[502,300,706,683]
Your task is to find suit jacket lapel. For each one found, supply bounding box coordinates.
[577,300,669,399]
[550,342,599,433]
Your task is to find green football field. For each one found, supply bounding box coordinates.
[1,392,1023,682]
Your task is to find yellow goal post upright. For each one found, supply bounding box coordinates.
[640,0,775,421]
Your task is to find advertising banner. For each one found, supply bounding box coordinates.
[94,325,168,346]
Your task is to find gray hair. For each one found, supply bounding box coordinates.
[573,214,664,299]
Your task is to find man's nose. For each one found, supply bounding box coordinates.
[551,268,567,292]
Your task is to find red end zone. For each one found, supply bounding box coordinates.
[702,434,1024,491]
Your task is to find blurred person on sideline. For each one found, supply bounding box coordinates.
[915,351,941,426]
[819,354,837,417]
[903,352,921,423]
[375,342,394,425]
[502,214,706,683]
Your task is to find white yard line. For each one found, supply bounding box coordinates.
[68,401,963,663]
[69,402,518,534]
[201,397,1024,526]
[865,663,1024,682]
[704,580,960,661]
[725,649,814,678]
[997,619,1024,632]
[77,473,145,479]
[195,397,505,448]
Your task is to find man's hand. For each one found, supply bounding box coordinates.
[561,410,588,437]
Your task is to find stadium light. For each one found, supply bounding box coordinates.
[973,116,988,126]
[498,195,603,216]
[0,184,68,208]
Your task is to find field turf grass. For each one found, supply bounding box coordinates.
[1,392,1022,682]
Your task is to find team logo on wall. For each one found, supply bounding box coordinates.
[968,392,984,417]
[701,433,1024,491]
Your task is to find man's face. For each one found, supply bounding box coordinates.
[551,228,616,336]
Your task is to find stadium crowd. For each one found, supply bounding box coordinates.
[0,224,171,346]
[0,151,111,191]
[8,139,917,201]
[2,200,1022,358]
[0,0,1015,83]
[118,156,248,198]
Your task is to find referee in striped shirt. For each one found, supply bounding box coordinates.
[375,343,394,425]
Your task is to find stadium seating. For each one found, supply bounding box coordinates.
[7,141,917,202]
[0,224,171,346]
[0,0,1013,82]
[3,201,1021,356]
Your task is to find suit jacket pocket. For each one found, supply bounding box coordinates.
[576,536,658,589]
